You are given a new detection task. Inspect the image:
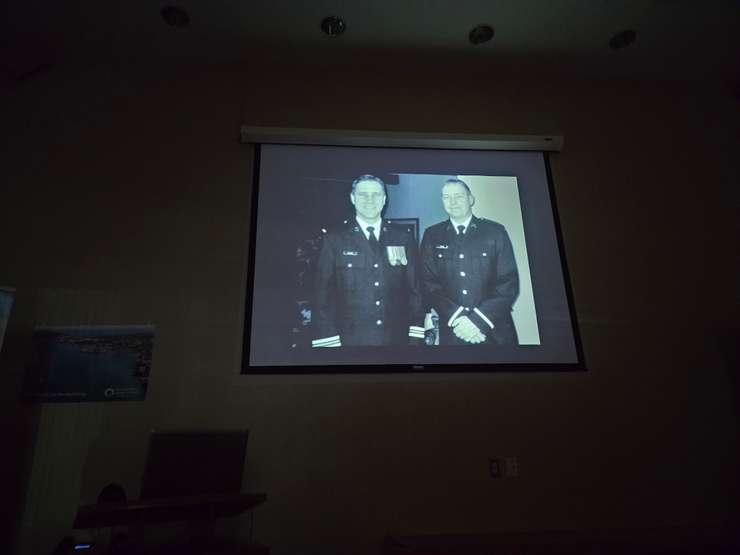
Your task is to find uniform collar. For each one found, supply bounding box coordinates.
[448,214,474,234]
[354,215,383,240]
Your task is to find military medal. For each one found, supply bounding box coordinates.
[386,246,407,266]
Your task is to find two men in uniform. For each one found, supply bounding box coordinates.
[313,175,519,347]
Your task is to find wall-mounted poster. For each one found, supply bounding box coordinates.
[23,325,154,402]
[0,287,14,355]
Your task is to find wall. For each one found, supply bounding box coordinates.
[2,56,739,554]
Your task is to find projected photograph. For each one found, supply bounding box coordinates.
[244,144,583,372]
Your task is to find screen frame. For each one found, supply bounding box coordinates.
[240,131,585,375]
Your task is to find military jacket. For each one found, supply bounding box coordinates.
[313,220,425,347]
[420,216,519,345]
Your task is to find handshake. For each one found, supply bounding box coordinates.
[451,315,487,344]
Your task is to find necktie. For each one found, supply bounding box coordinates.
[367,226,380,253]
[457,225,466,237]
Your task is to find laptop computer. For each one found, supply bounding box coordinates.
[140,430,249,500]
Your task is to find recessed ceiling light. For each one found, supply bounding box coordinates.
[469,24,495,46]
[321,16,346,38]
[609,29,637,50]
[161,5,190,29]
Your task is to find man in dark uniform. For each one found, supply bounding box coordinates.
[420,178,520,345]
[312,175,425,347]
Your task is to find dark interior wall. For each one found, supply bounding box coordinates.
[1,58,739,554]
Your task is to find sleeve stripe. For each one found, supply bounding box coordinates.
[313,335,340,345]
[409,331,426,339]
[447,306,465,328]
[313,340,341,348]
[409,326,425,333]
[473,308,495,329]
[312,335,341,347]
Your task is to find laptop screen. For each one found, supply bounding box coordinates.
[140,430,248,500]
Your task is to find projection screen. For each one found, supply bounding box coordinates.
[241,129,584,373]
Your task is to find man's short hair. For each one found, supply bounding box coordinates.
[442,178,472,195]
[351,174,386,195]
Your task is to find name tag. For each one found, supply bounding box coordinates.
[386,246,408,266]
[342,250,359,256]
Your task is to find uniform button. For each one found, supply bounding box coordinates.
[438,253,443,258]
[462,289,468,295]
[460,271,466,277]
[375,300,381,306]
[376,320,382,325]
[373,263,379,268]
[459,253,465,259]
[482,252,487,257]
[347,263,352,268]
[374,281,380,287]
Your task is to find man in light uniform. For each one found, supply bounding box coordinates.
[420,178,519,345]
[312,175,425,347]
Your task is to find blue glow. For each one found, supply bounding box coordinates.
[74,544,92,550]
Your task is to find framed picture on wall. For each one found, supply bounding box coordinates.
[0,287,14,355]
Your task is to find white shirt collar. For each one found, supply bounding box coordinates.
[355,216,382,240]
[450,215,473,234]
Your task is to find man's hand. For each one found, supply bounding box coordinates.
[451,316,486,344]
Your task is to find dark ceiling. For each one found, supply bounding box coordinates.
[2,0,739,83]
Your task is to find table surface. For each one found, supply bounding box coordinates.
[73,492,267,529]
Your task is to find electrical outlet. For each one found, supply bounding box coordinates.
[488,458,501,478]
[504,456,519,477]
